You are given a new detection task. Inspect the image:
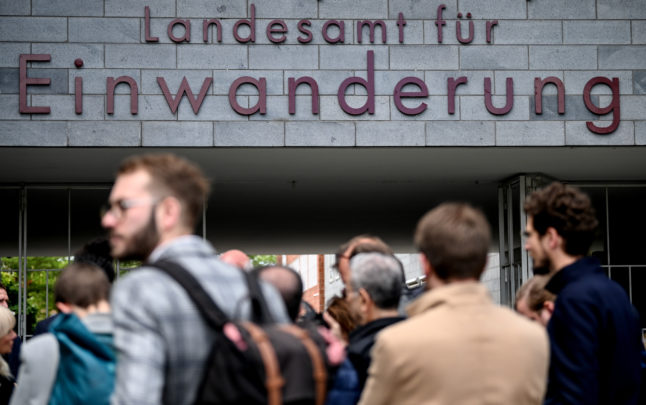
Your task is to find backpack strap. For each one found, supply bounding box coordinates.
[280,324,328,405]
[152,259,229,330]
[241,270,276,324]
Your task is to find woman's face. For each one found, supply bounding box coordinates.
[0,329,16,354]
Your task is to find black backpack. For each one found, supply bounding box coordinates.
[153,259,329,405]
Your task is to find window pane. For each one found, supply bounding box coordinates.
[579,187,608,265]
[608,188,646,265]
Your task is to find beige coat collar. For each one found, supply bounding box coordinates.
[407,281,493,317]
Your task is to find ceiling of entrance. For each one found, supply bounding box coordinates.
[1,146,645,253]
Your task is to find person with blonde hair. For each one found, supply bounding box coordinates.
[0,307,16,404]
[515,275,556,327]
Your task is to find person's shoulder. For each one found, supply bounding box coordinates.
[22,333,58,360]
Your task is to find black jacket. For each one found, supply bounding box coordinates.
[545,257,642,405]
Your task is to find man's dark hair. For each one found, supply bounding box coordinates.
[74,237,115,283]
[253,265,303,322]
[336,234,394,258]
[55,262,111,308]
[414,202,491,281]
[524,182,598,256]
[117,153,210,230]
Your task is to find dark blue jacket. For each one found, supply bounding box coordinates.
[544,257,642,405]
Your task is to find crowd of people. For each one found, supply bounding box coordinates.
[0,153,643,405]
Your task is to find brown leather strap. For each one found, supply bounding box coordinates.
[241,322,285,405]
[281,324,328,405]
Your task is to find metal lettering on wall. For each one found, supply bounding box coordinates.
[16,3,621,135]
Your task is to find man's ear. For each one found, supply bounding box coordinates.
[158,196,182,230]
[543,300,555,315]
[56,302,73,314]
[545,227,562,250]
[358,288,371,306]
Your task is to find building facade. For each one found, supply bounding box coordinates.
[1,0,645,337]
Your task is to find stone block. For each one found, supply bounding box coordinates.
[178,95,248,121]
[105,95,178,120]
[32,44,104,68]
[69,121,141,146]
[0,69,19,94]
[496,121,565,146]
[599,46,646,69]
[563,71,633,95]
[634,21,646,44]
[141,70,214,94]
[249,96,318,121]
[249,45,318,69]
[143,121,213,146]
[0,18,67,42]
[426,121,495,146]
[210,70,283,95]
[32,0,103,16]
[391,96,460,121]
[106,0,175,17]
[529,0,595,19]
[458,0,527,19]
[598,0,646,19]
[352,71,424,96]
[70,18,140,43]
[178,45,248,69]
[70,69,141,95]
[496,71,564,96]
[30,95,103,120]
[0,44,30,67]
[254,0,317,18]
[283,70,355,95]
[21,69,68,95]
[600,95,646,120]
[530,46,597,70]
[530,95,599,121]
[461,96,530,120]
[636,121,646,145]
[495,21,562,45]
[0,121,67,146]
[461,46,527,70]
[286,122,355,146]
[106,44,176,69]
[391,45,458,70]
[215,121,284,146]
[177,0,247,18]
[564,21,630,44]
[0,2,29,15]
[0,95,30,120]
[321,46,389,70]
[566,121,634,145]
[356,121,425,146]
[425,70,493,95]
[389,0,456,20]
[320,0,388,19]
[635,71,646,95]
[319,95,390,120]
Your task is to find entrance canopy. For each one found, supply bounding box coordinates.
[1,146,644,254]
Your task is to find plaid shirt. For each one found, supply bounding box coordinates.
[110,235,289,405]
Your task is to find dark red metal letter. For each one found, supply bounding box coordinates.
[394,77,428,115]
[19,54,51,114]
[584,77,621,134]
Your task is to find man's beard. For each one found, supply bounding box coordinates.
[113,209,160,261]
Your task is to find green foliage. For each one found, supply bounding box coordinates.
[250,255,277,267]
[1,256,68,334]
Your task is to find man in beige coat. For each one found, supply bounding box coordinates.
[359,203,549,405]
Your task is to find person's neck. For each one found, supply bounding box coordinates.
[550,251,582,273]
[72,300,111,319]
[365,308,400,323]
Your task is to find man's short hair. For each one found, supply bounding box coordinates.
[350,253,403,310]
[336,234,394,258]
[117,153,210,230]
[55,262,111,308]
[253,265,303,322]
[524,182,598,257]
[74,237,115,283]
[414,202,491,281]
[526,275,556,312]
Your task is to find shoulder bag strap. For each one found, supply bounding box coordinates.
[152,259,229,330]
[241,270,276,324]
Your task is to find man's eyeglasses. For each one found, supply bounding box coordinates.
[100,198,159,220]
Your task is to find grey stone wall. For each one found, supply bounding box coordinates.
[1,0,645,147]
